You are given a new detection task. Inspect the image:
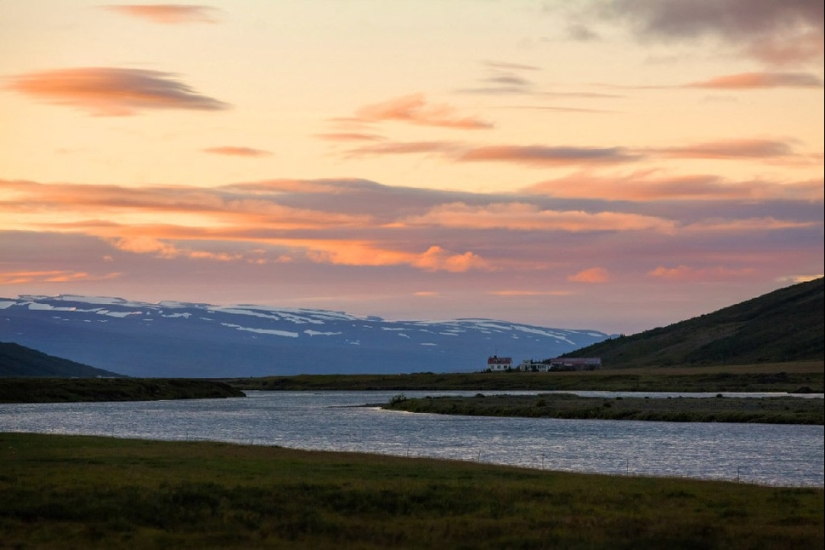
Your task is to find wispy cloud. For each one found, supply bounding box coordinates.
[399,203,676,233]
[460,60,540,95]
[5,67,229,116]
[0,269,120,285]
[203,146,271,157]
[354,94,493,130]
[648,265,756,282]
[652,138,797,159]
[482,60,541,72]
[457,145,640,166]
[314,133,385,142]
[345,141,463,158]
[686,72,823,89]
[487,290,574,296]
[101,4,219,25]
[524,171,824,202]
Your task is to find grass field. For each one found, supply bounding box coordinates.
[0,378,244,403]
[383,393,825,425]
[226,361,824,393]
[0,433,822,549]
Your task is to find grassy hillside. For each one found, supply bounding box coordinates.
[0,433,821,549]
[564,278,824,368]
[0,341,124,378]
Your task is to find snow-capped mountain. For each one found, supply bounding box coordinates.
[0,295,610,377]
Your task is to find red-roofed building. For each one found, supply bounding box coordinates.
[486,355,513,372]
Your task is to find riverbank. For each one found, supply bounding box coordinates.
[382,393,825,425]
[0,433,821,549]
[0,378,244,403]
[225,361,823,393]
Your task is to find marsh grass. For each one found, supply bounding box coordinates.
[0,433,822,549]
[226,361,824,393]
[0,378,244,403]
[383,394,825,425]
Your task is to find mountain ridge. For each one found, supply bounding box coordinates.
[0,295,609,377]
[562,277,824,368]
[0,341,124,378]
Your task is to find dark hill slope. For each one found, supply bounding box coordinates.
[565,278,824,368]
[0,342,125,378]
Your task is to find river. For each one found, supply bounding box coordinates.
[0,391,822,487]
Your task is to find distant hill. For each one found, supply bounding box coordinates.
[0,296,609,377]
[564,278,824,368]
[0,342,125,378]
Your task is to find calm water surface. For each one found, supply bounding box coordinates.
[1,391,821,487]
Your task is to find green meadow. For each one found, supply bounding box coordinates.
[226,361,824,393]
[0,433,822,549]
[383,393,825,425]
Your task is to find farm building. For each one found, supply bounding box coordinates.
[519,357,602,372]
[547,357,601,371]
[486,355,513,372]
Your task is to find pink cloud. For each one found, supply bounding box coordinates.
[648,265,756,282]
[101,5,219,24]
[399,202,676,233]
[568,267,611,283]
[355,93,493,129]
[203,146,271,157]
[524,172,824,202]
[6,67,229,116]
[487,290,574,297]
[686,72,823,89]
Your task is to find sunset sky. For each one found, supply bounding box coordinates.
[1,0,822,334]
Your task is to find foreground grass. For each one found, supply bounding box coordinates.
[383,393,825,425]
[0,433,822,549]
[226,361,824,393]
[0,378,245,403]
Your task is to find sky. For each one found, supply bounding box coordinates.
[0,0,822,334]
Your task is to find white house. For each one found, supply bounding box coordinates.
[486,355,513,371]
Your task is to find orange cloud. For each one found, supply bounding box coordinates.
[355,93,492,129]
[400,203,676,233]
[0,270,119,284]
[686,72,823,89]
[6,67,229,116]
[315,133,386,142]
[457,145,639,166]
[568,267,611,283]
[109,236,241,261]
[101,5,219,24]
[304,242,489,273]
[203,146,272,157]
[414,246,490,273]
